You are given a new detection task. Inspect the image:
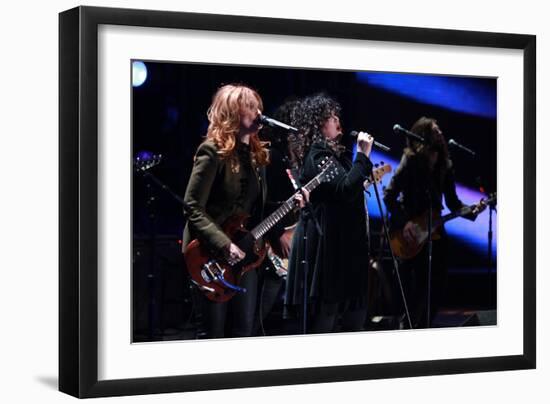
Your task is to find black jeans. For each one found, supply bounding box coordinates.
[202,269,258,338]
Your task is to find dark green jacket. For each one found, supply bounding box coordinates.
[182,140,267,253]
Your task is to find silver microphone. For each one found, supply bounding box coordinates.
[448,139,476,156]
[392,124,425,143]
[258,115,299,133]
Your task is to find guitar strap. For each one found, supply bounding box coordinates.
[259,165,267,221]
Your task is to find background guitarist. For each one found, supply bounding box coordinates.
[182,84,275,339]
[383,116,481,329]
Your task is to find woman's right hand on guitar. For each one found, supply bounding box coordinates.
[224,243,246,266]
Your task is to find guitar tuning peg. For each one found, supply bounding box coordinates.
[380,161,384,165]
[375,163,379,168]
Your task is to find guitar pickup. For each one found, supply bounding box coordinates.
[201,260,227,283]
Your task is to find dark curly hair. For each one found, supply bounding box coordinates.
[260,97,301,148]
[287,93,344,169]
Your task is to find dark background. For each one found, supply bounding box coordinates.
[132,61,497,339]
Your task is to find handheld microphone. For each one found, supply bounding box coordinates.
[448,139,476,156]
[258,115,299,133]
[393,124,425,143]
[349,131,391,152]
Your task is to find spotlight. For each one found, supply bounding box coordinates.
[132,61,148,87]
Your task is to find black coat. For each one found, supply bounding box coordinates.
[285,142,373,307]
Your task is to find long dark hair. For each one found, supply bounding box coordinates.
[261,97,300,149]
[287,93,343,169]
[407,116,450,186]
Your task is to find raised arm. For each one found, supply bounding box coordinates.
[443,160,477,221]
[306,148,373,203]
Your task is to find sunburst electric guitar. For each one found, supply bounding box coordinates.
[389,193,496,260]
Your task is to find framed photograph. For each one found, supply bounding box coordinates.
[59,5,536,398]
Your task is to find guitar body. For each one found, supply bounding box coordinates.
[389,194,496,260]
[266,226,296,278]
[184,214,267,302]
[389,210,443,260]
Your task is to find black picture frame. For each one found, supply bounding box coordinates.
[59,5,536,398]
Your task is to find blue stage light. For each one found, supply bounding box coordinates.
[135,150,153,161]
[132,61,148,87]
[356,72,496,119]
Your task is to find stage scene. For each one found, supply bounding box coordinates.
[131,61,497,341]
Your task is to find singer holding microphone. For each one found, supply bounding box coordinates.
[284,93,375,334]
[384,116,482,329]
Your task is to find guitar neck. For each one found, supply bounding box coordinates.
[440,211,460,225]
[250,175,322,240]
[439,203,479,225]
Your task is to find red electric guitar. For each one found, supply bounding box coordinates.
[184,157,341,302]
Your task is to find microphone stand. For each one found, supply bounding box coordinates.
[279,146,324,334]
[135,167,188,340]
[426,189,433,328]
[487,202,497,274]
[369,165,413,329]
[486,192,497,303]
[290,172,323,334]
[141,170,187,206]
[144,178,158,341]
[474,169,497,307]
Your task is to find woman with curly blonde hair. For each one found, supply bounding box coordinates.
[182,84,271,338]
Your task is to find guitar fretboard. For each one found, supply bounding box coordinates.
[439,206,471,225]
[251,175,323,240]
[439,195,496,226]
